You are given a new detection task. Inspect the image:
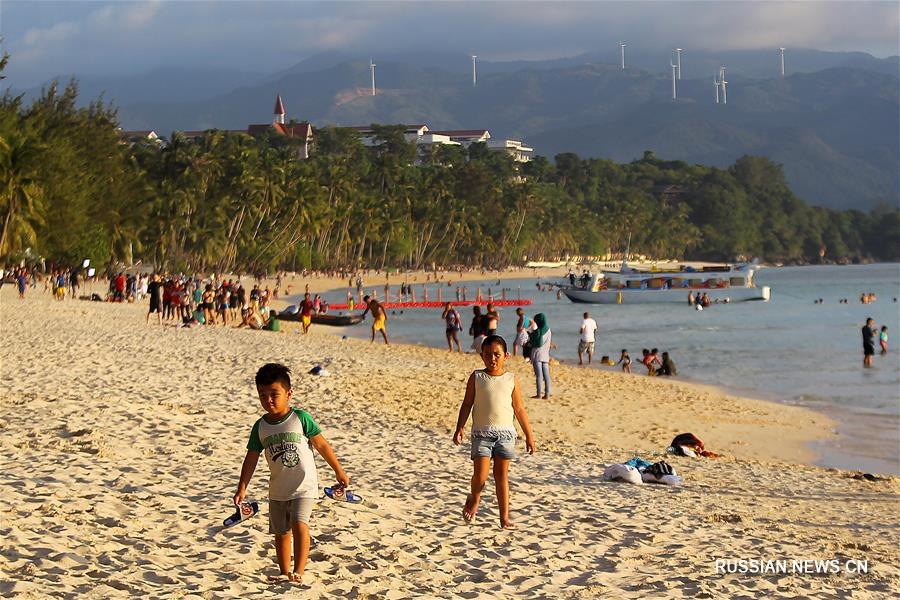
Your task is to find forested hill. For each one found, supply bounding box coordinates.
[100,52,900,211]
[1,63,898,272]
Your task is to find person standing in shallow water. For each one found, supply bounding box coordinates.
[862,317,876,368]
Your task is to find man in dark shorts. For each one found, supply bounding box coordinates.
[862,317,876,368]
[485,303,500,336]
[146,274,163,325]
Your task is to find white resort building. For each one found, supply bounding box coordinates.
[121,94,534,162]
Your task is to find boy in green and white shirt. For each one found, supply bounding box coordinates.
[233,363,349,583]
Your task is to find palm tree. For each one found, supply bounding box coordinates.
[0,132,44,256]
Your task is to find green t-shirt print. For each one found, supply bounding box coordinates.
[247,408,321,451]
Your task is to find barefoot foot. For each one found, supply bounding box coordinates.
[463,494,479,523]
[500,519,516,529]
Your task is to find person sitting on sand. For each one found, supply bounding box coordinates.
[233,364,349,583]
[453,335,535,528]
[361,295,389,344]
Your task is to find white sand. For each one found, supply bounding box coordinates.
[1,287,897,598]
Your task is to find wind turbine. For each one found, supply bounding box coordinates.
[620,42,626,69]
[472,55,477,87]
[671,59,678,100]
[719,66,727,104]
[675,48,682,79]
[779,47,786,77]
[370,59,376,96]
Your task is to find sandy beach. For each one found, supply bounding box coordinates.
[1,286,897,598]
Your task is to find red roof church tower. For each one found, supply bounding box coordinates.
[274,94,286,125]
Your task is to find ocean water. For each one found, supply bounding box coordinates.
[309,264,900,474]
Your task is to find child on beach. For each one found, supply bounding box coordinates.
[233,363,349,583]
[617,349,632,373]
[453,335,536,528]
[880,326,889,354]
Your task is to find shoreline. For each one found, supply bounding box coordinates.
[2,285,898,597]
[318,326,837,467]
[235,272,839,468]
[284,266,898,476]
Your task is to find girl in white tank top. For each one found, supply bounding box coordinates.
[453,334,536,529]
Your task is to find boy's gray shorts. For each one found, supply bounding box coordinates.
[268,498,315,534]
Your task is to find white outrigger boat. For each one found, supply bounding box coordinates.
[562,262,770,304]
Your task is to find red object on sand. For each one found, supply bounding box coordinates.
[328,299,533,310]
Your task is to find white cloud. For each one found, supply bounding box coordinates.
[5,1,898,89]
[22,20,80,46]
[88,0,161,30]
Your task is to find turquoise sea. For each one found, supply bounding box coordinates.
[311,264,900,474]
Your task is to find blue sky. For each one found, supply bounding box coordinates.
[2,1,898,87]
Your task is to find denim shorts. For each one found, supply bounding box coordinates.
[471,435,517,460]
[269,497,315,534]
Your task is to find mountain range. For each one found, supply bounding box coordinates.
[11,48,899,210]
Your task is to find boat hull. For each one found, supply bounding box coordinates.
[563,286,770,304]
[278,311,364,326]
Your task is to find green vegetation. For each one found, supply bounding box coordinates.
[1,63,897,272]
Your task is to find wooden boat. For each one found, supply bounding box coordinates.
[563,262,770,304]
[277,310,364,326]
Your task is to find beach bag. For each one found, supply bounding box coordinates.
[601,464,643,485]
[642,472,683,485]
[671,433,704,452]
[645,461,675,477]
[522,341,533,359]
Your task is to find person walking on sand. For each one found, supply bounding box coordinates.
[146,274,163,325]
[299,293,315,334]
[578,311,598,365]
[362,295,389,344]
[862,318,877,368]
[528,313,552,399]
[442,302,463,353]
[453,335,535,528]
[512,308,530,357]
[16,269,27,299]
[469,305,486,353]
[485,303,500,336]
[233,364,349,583]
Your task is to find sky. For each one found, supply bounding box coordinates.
[2,0,898,87]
